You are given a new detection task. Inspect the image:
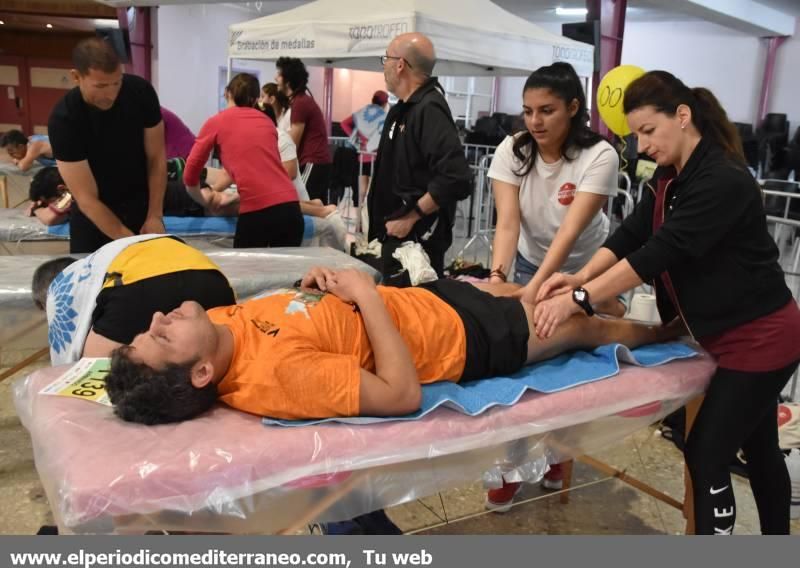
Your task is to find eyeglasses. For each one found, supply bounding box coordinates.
[380,54,413,69]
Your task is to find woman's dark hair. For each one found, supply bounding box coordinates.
[105,346,218,425]
[623,70,745,163]
[512,62,604,176]
[226,73,260,108]
[275,57,309,94]
[262,82,289,113]
[29,167,64,203]
[0,129,28,148]
[261,103,277,125]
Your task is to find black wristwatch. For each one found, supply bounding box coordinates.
[572,287,595,316]
[412,203,425,218]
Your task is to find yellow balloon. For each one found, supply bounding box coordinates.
[596,65,645,136]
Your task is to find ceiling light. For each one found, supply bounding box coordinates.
[0,20,5,25]
[46,23,53,29]
[555,7,589,17]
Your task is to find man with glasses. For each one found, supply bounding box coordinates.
[368,33,471,283]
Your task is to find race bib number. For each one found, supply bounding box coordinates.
[40,358,112,407]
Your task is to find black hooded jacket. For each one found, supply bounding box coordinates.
[367,77,472,248]
[604,137,790,338]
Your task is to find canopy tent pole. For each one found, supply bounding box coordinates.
[756,36,787,127]
[587,0,627,140]
[322,66,334,136]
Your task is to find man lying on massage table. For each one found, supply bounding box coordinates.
[105,266,684,424]
[33,235,236,359]
[27,165,240,226]
[30,163,344,232]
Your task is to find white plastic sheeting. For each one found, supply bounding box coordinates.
[14,353,714,534]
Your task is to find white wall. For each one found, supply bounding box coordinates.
[153,3,326,133]
[495,19,772,130]
[621,20,765,126]
[153,4,382,134]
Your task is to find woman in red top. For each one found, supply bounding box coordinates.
[533,71,800,534]
[184,73,302,248]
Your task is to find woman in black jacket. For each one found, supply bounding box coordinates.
[532,71,800,534]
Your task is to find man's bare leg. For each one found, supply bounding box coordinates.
[469,281,684,362]
[520,305,684,364]
[596,297,626,318]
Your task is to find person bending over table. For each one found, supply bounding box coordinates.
[48,37,167,253]
[105,265,683,425]
[185,73,302,249]
[532,71,800,535]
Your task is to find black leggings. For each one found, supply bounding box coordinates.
[685,360,797,534]
[233,201,304,248]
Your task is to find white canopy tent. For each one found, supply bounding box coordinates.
[227,0,594,77]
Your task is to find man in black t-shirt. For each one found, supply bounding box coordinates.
[48,37,167,253]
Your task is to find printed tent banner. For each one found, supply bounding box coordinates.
[228,0,594,77]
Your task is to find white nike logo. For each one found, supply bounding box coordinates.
[714,525,734,535]
[709,485,729,495]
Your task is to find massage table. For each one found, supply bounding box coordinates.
[0,208,346,256]
[14,353,715,534]
[0,247,377,371]
[0,160,43,209]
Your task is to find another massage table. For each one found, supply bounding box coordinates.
[0,247,377,370]
[0,160,43,209]
[0,208,346,255]
[14,354,715,534]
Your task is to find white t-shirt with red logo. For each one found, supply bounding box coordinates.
[488,134,619,273]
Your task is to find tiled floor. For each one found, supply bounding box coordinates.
[1,362,798,535]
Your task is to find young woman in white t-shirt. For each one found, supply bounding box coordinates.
[488,62,623,316]
[485,62,623,512]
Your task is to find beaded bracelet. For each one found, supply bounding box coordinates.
[489,267,507,282]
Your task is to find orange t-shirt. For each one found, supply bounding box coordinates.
[209,286,467,420]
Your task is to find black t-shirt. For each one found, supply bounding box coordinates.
[48,74,162,208]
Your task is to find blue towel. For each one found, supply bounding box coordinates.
[47,215,315,239]
[262,342,698,427]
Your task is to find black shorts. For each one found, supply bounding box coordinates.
[234,201,304,249]
[359,160,374,177]
[163,180,205,217]
[418,279,529,381]
[91,269,236,345]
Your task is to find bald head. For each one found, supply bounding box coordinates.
[392,33,436,78]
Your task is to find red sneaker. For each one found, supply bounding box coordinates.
[485,481,522,513]
[542,462,564,490]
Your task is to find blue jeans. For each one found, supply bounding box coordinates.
[513,251,539,285]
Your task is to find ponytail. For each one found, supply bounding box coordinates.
[690,87,745,163]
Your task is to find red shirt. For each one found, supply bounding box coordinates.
[653,176,800,371]
[290,92,331,166]
[184,106,298,214]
